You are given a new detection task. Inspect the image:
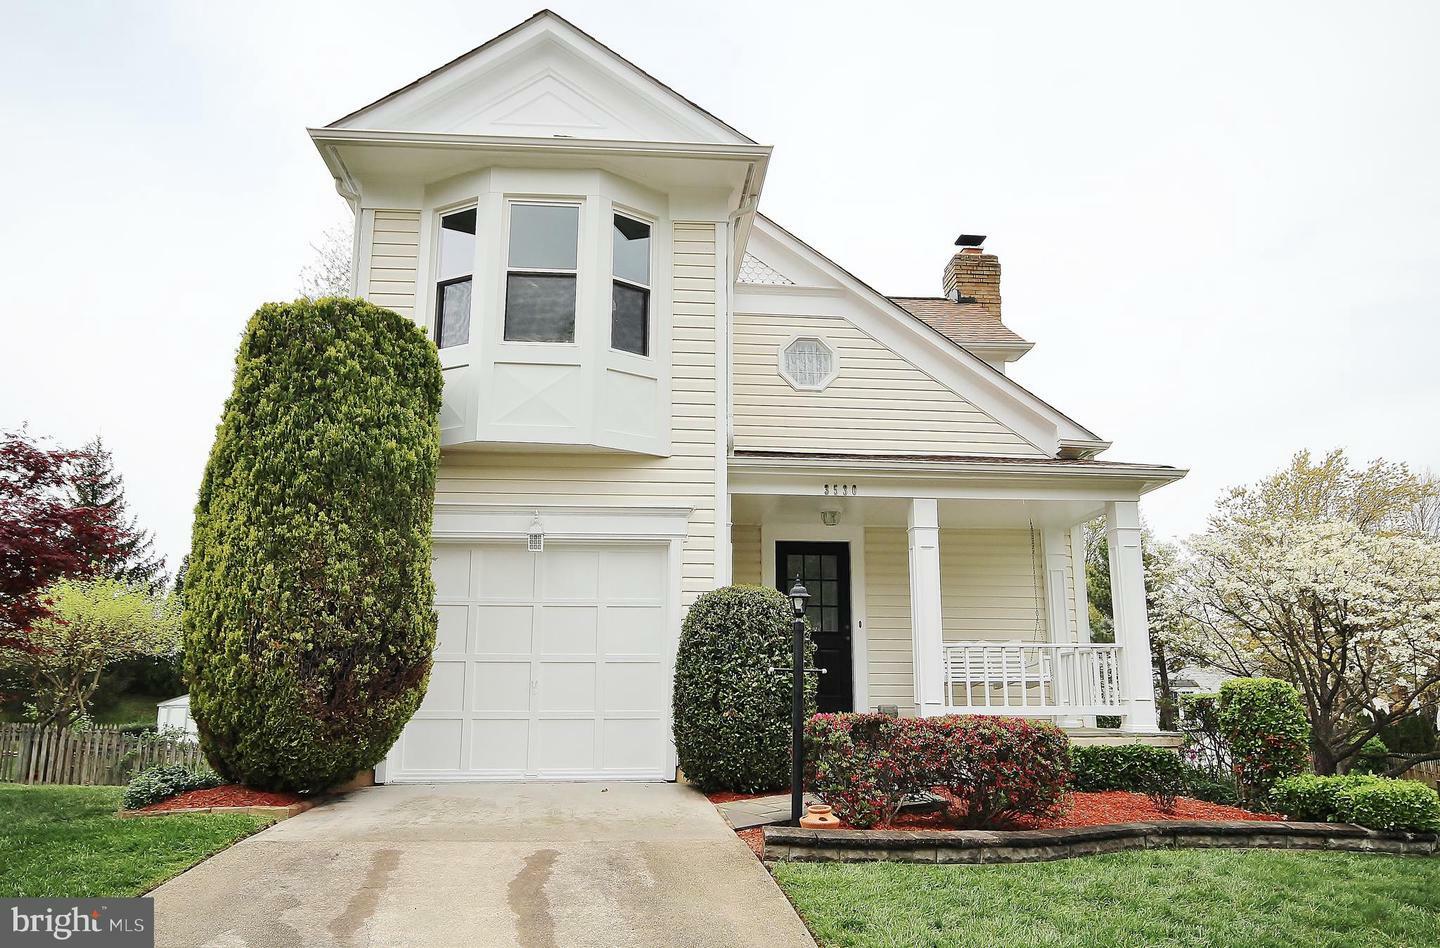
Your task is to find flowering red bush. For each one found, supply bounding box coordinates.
[804,713,907,828]
[919,715,1071,828]
[805,713,1071,829]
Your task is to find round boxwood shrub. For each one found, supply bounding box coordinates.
[1070,742,1187,811]
[672,585,815,792]
[184,297,443,792]
[123,764,223,810]
[1218,677,1311,805]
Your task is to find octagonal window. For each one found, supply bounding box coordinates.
[779,336,838,391]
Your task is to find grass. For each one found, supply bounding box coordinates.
[93,693,170,725]
[0,784,268,898]
[1,692,171,725]
[773,850,1440,948]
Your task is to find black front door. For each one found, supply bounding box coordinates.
[776,542,853,713]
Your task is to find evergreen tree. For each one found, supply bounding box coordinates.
[67,436,165,588]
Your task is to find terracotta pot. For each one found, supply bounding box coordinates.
[799,803,841,830]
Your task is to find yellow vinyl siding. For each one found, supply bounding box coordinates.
[940,529,1048,644]
[732,312,1045,457]
[732,524,762,586]
[864,527,915,714]
[367,210,420,318]
[435,222,720,607]
[862,527,1055,715]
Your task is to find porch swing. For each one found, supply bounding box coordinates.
[945,505,1053,710]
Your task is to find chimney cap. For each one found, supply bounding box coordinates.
[954,234,986,248]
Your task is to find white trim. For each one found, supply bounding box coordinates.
[776,334,840,392]
[1105,500,1159,732]
[907,499,944,716]
[759,521,869,712]
[432,502,692,541]
[1043,527,1085,728]
[325,11,756,145]
[714,220,732,586]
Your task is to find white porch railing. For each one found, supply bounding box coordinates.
[942,642,1126,717]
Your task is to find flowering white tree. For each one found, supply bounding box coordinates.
[1175,518,1440,774]
[297,223,354,298]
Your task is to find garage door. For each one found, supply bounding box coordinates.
[386,541,673,781]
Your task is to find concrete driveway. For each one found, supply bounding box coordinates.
[150,782,815,948]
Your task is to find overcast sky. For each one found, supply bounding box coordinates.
[3,0,1437,573]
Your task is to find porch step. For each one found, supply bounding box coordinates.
[1064,728,1182,748]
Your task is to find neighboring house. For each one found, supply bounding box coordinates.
[155,694,198,741]
[306,10,1185,783]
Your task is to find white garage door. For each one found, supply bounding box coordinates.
[387,541,673,781]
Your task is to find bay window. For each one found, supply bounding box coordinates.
[435,207,476,349]
[504,203,579,343]
[611,214,651,356]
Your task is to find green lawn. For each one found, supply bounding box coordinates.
[0,784,268,898]
[773,850,1440,948]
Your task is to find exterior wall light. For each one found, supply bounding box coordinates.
[820,509,840,527]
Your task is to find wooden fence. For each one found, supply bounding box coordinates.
[1403,759,1440,790]
[0,724,206,786]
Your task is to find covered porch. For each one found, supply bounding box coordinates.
[726,452,1186,734]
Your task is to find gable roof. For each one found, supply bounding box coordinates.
[741,214,1109,458]
[327,9,754,145]
[889,297,1032,350]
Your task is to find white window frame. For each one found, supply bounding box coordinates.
[777,334,840,392]
[609,208,654,359]
[501,198,584,347]
[432,203,479,351]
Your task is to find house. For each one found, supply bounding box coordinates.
[308,10,1186,783]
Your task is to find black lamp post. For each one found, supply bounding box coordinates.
[788,576,810,824]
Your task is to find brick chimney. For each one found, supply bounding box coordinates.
[942,235,1000,318]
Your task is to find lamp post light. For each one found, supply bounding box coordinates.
[788,576,810,824]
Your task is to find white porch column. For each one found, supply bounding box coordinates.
[908,498,945,716]
[1105,500,1159,732]
[1042,528,1085,728]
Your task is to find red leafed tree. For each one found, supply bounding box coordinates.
[0,430,119,654]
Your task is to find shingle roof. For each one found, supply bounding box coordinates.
[888,297,1031,348]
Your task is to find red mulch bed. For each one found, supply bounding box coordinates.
[730,791,1276,858]
[133,784,306,813]
[706,789,783,805]
[826,790,1280,832]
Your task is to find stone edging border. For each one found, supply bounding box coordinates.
[118,799,317,821]
[763,819,1440,863]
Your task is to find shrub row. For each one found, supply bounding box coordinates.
[806,713,1070,829]
[1271,774,1440,833]
[1070,743,1188,810]
[1069,743,1239,808]
[122,764,223,810]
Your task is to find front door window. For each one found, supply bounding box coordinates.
[776,542,853,713]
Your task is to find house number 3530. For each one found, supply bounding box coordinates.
[823,484,859,496]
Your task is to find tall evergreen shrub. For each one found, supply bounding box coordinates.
[1218,677,1311,805]
[184,298,442,791]
[672,585,815,792]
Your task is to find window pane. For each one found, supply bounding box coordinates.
[509,204,578,270]
[612,215,650,285]
[505,273,576,342]
[611,282,648,355]
[439,209,476,280]
[786,554,802,581]
[821,557,838,580]
[437,278,472,349]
